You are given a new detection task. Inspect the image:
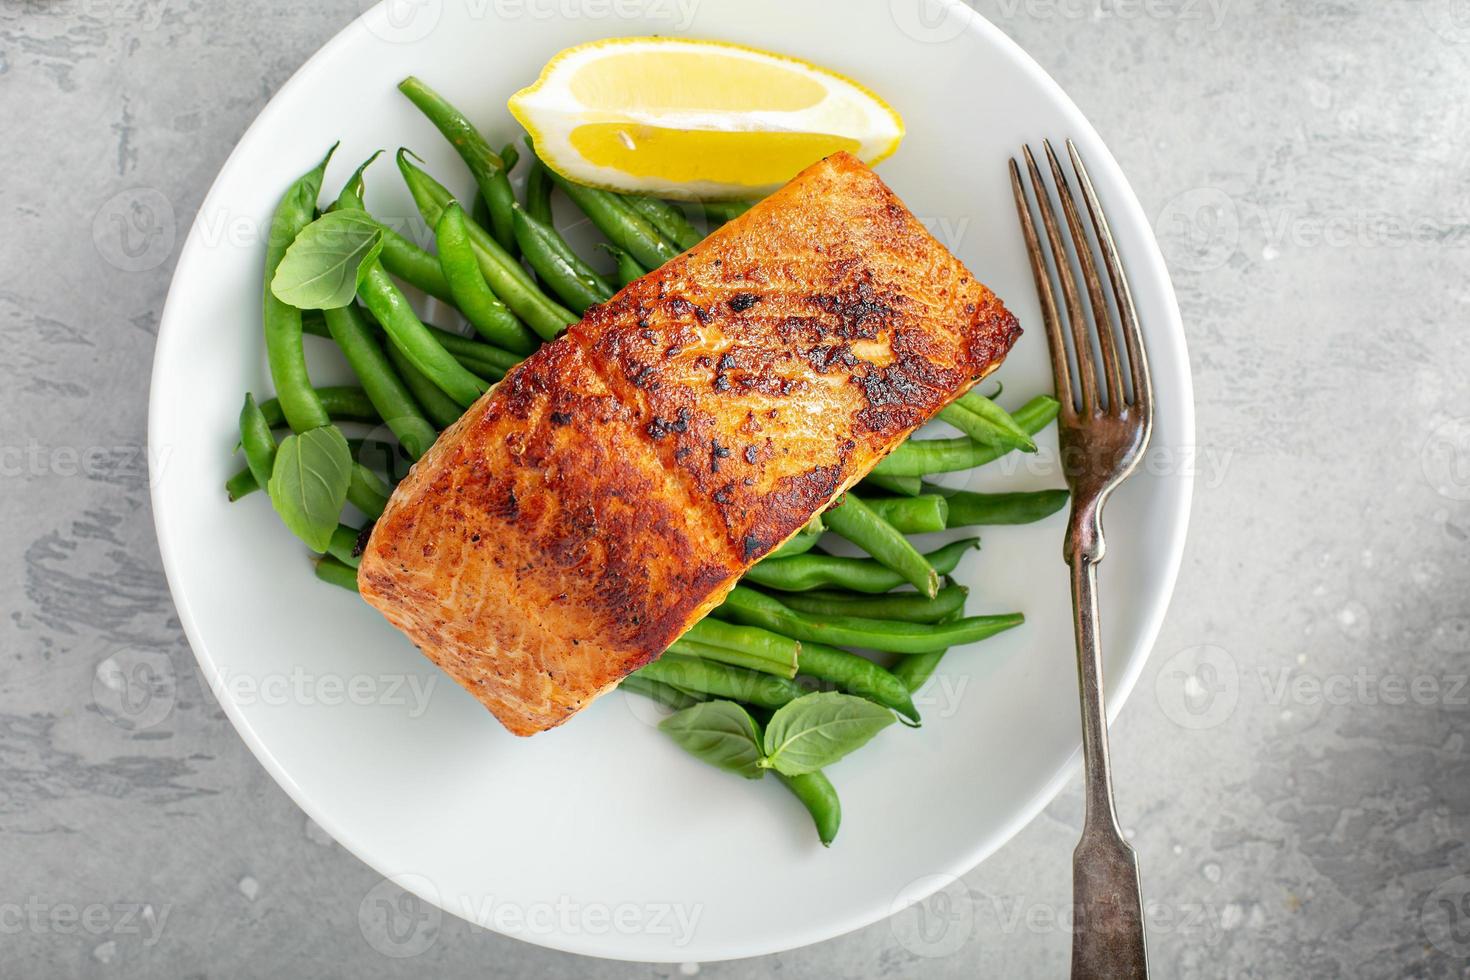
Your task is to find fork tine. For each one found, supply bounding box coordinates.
[1066,139,1152,417]
[1009,158,1073,417]
[1022,144,1099,417]
[1043,140,1126,415]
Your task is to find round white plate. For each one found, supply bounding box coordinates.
[150,0,1192,962]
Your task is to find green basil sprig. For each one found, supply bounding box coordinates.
[271,210,385,310]
[658,691,894,779]
[659,701,765,779]
[760,692,894,776]
[268,425,353,552]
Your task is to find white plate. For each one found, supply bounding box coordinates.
[150,0,1192,962]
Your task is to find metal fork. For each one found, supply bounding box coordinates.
[1010,139,1154,980]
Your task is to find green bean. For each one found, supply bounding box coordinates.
[263,145,335,433]
[397,76,519,256]
[768,527,821,560]
[777,770,840,847]
[333,151,458,306]
[327,524,363,569]
[889,610,962,693]
[523,156,554,225]
[669,637,792,680]
[386,343,462,429]
[511,204,615,313]
[255,386,379,429]
[702,200,755,225]
[861,494,948,534]
[925,487,1070,527]
[941,391,1037,452]
[494,154,522,273]
[225,467,258,502]
[776,584,969,624]
[424,326,522,379]
[797,642,918,724]
[822,492,937,597]
[238,394,278,490]
[619,674,703,711]
[720,586,1023,655]
[543,165,679,270]
[314,556,359,592]
[743,538,978,594]
[435,202,537,352]
[347,464,390,519]
[334,150,379,209]
[398,150,577,340]
[385,225,459,302]
[322,305,436,460]
[764,515,825,559]
[225,437,388,501]
[359,262,488,408]
[861,474,921,496]
[471,191,493,231]
[872,395,1061,477]
[678,617,799,678]
[620,195,701,250]
[890,651,940,692]
[304,309,518,383]
[600,245,646,287]
[634,654,803,709]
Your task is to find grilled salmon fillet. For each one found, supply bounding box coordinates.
[358,151,1020,736]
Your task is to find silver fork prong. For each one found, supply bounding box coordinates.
[1066,139,1152,418]
[1009,158,1075,419]
[1044,140,1126,415]
[1023,144,1099,417]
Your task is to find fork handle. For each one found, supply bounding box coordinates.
[1069,555,1149,979]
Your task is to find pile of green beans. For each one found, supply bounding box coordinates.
[228,77,1071,848]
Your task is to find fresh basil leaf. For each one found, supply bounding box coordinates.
[270,210,385,310]
[268,425,353,553]
[659,700,766,780]
[761,691,894,776]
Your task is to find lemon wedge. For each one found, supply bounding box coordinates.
[508,37,904,201]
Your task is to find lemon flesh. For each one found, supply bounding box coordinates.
[569,125,860,188]
[509,37,904,200]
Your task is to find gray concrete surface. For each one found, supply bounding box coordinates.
[3,0,1469,976]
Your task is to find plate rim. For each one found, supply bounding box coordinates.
[148,0,1195,961]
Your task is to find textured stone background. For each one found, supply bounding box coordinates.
[3,0,1469,976]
